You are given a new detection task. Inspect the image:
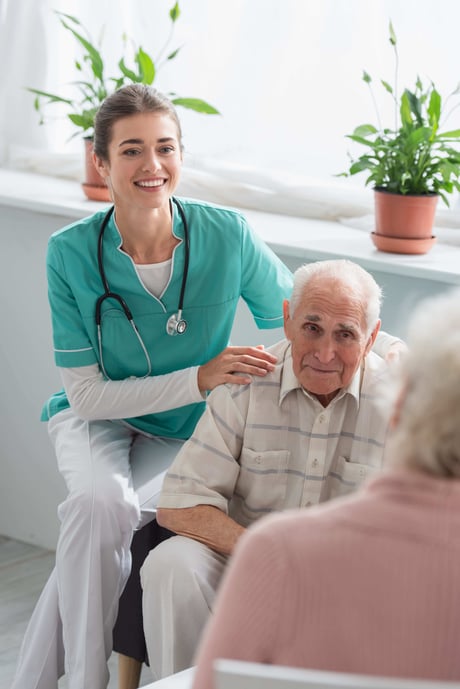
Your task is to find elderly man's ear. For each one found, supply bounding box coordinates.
[365,320,381,356]
[283,299,292,340]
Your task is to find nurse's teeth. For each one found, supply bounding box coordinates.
[136,180,164,187]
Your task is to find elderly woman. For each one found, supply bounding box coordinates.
[192,287,460,689]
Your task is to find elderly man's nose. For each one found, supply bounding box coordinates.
[315,340,336,363]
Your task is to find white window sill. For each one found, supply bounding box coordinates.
[1,168,460,285]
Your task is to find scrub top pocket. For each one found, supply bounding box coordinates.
[99,309,152,379]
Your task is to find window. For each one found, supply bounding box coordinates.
[1,0,459,218]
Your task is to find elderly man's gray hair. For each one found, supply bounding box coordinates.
[387,287,460,478]
[289,260,382,336]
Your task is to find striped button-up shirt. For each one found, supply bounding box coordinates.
[158,339,391,526]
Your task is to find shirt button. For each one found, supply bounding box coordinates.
[319,414,324,423]
[313,458,318,466]
[255,455,262,464]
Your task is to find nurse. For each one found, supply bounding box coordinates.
[11,84,293,689]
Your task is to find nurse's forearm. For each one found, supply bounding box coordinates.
[156,505,246,556]
[59,364,204,420]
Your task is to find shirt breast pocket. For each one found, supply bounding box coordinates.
[329,455,377,499]
[236,447,290,517]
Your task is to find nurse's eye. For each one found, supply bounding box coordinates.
[159,145,176,154]
[123,148,141,157]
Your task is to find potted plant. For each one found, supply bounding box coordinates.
[28,3,219,201]
[341,22,460,254]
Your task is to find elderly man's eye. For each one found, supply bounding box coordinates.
[303,323,319,334]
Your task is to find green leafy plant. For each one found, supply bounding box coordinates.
[341,22,460,205]
[28,3,219,139]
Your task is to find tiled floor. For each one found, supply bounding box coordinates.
[0,535,151,689]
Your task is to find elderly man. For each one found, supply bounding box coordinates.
[141,259,393,680]
[192,287,460,689]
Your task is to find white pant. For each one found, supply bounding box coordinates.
[141,535,229,680]
[11,409,183,689]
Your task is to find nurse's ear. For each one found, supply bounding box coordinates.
[92,151,110,183]
[92,152,114,202]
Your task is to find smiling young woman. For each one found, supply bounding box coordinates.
[11,83,294,689]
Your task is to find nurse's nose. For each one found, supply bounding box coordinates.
[142,148,162,172]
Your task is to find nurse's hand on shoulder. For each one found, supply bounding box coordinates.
[385,339,408,364]
[197,345,277,392]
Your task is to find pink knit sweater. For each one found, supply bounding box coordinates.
[192,469,460,689]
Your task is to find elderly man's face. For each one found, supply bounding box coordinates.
[283,277,380,406]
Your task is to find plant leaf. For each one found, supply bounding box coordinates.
[438,129,460,138]
[58,16,104,82]
[167,47,182,61]
[427,88,441,127]
[381,80,393,95]
[400,91,413,127]
[171,97,220,114]
[54,11,81,27]
[170,2,180,22]
[26,88,74,105]
[118,58,138,82]
[389,20,397,46]
[352,124,378,137]
[136,47,156,84]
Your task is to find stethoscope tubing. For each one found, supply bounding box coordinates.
[96,197,189,327]
[95,197,190,378]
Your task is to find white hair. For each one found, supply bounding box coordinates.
[386,287,460,478]
[289,260,382,336]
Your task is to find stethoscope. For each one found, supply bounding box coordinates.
[95,197,190,379]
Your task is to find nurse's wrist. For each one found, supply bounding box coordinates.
[192,366,207,399]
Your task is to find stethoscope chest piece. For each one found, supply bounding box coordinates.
[166,311,187,336]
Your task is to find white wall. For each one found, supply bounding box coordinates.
[1,207,67,549]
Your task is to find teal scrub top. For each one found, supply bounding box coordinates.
[42,197,293,439]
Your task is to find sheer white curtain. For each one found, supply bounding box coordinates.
[1,0,460,220]
[0,0,50,163]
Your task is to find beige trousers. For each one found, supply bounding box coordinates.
[140,535,229,680]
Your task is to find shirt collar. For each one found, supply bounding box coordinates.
[279,343,363,409]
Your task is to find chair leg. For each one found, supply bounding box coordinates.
[118,653,142,689]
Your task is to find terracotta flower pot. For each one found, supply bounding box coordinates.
[82,137,111,202]
[372,188,438,254]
